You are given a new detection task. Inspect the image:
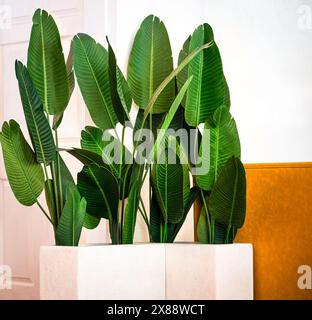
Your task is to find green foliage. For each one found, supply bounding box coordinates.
[52,42,75,130]
[0,120,44,206]
[1,9,247,247]
[27,9,69,115]
[77,164,119,221]
[196,106,240,191]
[177,36,191,107]
[128,15,175,113]
[0,9,87,247]
[73,33,118,129]
[209,157,246,229]
[56,184,87,246]
[185,23,226,126]
[83,213,101,230]
[197,205,210,243]
[107,37,130,125]
[15,61,56,164]
[151,150,184,225]
[122,180,141,244]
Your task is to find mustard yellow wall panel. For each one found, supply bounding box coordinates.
[235,163,312,300]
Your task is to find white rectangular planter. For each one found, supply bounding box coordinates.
[40,243,253,300]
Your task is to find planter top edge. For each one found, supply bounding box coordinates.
[40,242,253,249]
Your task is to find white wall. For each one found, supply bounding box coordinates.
[106,0,312,163]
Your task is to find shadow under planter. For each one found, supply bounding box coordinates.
[40,243,253,300]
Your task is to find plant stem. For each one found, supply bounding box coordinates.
[36,200,53,224]
[42,163,55,225]
[193,127,198,165]
[55,129,63,212]
[200,190,211,243]
[163,222,168,243]
[41,115,56,228]
[51,161,60,223]
[138,205,149,229]
[149,113,153,241]
[139,196,148,222]
[139,197,149,230]
[119,126,125,177]
[211,217,215,244]
[119,126,126,243]
[225,225,231,244]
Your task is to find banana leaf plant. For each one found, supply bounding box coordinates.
[175,24,247,244]
[125,16,247,244]
[0,9,247,246]
[71,14,247,244]
[0,9,86,246]
[69,13,219,244]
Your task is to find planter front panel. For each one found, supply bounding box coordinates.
[41,244,166,300]
[40,243,253,300]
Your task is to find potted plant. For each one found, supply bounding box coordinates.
[0,9,253,300]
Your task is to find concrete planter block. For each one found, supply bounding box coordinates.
[40,243,253,300]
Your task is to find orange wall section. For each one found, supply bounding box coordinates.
[236,163,312,300]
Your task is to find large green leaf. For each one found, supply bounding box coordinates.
[143,41,213,120]
[209,157,246,229]
[45,179,57,226]
[223,77,231,108]
[128,15,175,113]
[81,126,131,172]
[107,37,129,125]
[168,186,199,242]
[66,148,105,166]
[151,148,184,224]
[133,105,187,148]
[213,221,237,244]
[83,213,101,230]
[77,164,119,222]
[177,35,191,107]
[122,180,141,244]
[196,106,240,191]
[81,126,108,155]
[148,77,193,163]
[185,23,226,126]
[56,154,75,207]
[197,205,210,243]
[66,40,75,99]
[53,41,76,130]
[133,109,164,147]
[149,194,161,242]
[117,68,132,116]
[0,120,44,206]
[197,205,237,244]
[80,126,133,195]
[150,186,198,243]
[15,61,56,165]
[73,33,117,129]
[56,184,86,246]
[27,9,69,115]
[170,137,191,208]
